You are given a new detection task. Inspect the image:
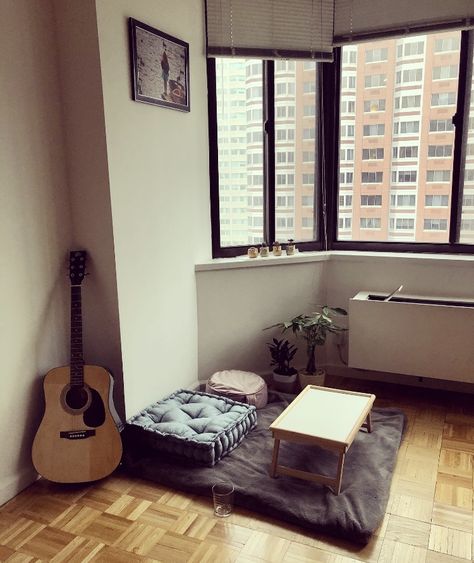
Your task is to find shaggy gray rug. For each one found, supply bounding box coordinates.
[122,395,405,545]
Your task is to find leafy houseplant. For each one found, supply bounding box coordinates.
[267,338,298,392]
[268,338,298,376]
[268,306,347,384]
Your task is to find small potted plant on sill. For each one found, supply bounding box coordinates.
[267,338,298,393]
[268,306,347,389]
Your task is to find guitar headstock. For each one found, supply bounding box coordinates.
[69,251,87,285]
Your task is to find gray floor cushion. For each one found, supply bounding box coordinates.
[124,389,257,466]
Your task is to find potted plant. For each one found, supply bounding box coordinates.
[268,306,347,389]
[267,338,298,393]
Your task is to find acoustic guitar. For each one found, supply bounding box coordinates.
[32,251,123,483]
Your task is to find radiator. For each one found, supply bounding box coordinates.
[348,291,474,383]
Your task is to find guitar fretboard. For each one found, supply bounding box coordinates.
[70,285,84,386]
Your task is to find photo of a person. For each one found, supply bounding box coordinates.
[161,43,169,98]
[130,18,189,111]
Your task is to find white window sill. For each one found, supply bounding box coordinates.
[195,250,474,272]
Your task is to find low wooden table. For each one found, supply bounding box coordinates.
[269,385,375,494]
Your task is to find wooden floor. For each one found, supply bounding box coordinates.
[1,377,473,562]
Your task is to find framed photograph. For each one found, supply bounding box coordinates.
[129,18,190,112]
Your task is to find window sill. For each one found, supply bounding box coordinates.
[195,249,474,272]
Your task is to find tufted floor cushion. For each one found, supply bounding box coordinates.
[123,389,257,467]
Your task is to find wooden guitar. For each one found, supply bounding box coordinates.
[32,251,123,483]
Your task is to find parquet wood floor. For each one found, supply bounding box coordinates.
[1,377,473,562]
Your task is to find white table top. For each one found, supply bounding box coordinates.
[270,385,375,446]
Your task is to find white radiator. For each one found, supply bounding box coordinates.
[348,291,474,383]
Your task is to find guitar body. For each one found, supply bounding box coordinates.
[32,365,122,483]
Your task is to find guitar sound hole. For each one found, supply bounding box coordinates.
[65,386,89,410]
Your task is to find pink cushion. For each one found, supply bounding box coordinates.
[206,370,268,409]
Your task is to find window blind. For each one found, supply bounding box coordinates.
[205,0,334,60]
[334,0,474,44]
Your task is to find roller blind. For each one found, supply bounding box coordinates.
[334,0,474,44]
[205,0,334,60]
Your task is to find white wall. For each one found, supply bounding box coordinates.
[95,0,211,417]
[53,0,125,417]
[196,254,474,388]
[0,0,72,504]
[196,262,327,378]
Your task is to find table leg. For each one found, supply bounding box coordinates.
[270,438,280,478]
[335,450,346,495]
[366,412,372,433]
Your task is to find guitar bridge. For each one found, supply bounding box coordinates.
[60,430,96,440]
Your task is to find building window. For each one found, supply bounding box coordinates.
[431,92,456,106]
[363,124,385,136]
[424,218,448,230]
[390,218,415,230]
[365,74,386,88]
[361,195,382,206]
[209,30,472,256]
[362,148,384,160]
[364,99,386,112]
[393,146,418,159]
[391,194,416,207]
[429,119,455,132]
[361,172,383,183]
[428,145,453,158]
[365,48,388,63]
[426,170,451,182]
[425,195,449,206]
[360,217,381,229]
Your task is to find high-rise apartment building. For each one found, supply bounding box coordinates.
[215,30,474,248]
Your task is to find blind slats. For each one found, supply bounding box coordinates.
[334,0,474,44]
[206,0,334,60]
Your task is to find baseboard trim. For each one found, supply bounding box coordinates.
[0,467,38,507]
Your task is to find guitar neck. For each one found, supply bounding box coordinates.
[70,285,84,386]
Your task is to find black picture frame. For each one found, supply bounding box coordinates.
[129,17,190,112]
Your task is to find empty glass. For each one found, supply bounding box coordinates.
[212,481,234,517]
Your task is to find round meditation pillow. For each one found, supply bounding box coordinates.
[206,370,268,409]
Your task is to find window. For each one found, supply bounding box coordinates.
[361,172,383,183]
[428,145,453,158]
[424,219,448,230]
[340,148,354,161]
[362,148,384,160]
[425,195,449,206]
[393,146,418,159]
[363,124,385,136]
[391,194,416,207]
[396,68,423,84]
[435,37,460,52]
[360,217,381,229]
[429,119,454,132]
[431,92,456,106]
[398,41,424,57]
[361,195,382,206]
[427,170,451,182]
[340,172,354,184]
[210,31,471,256]
[365,48,388,63]
[364,99,385,112]
[394,121,420,134]
[433,65,458,80]
[365,74,386,88]
[395,95,421,109]
[392,170,417,183]
[390,218,415,230]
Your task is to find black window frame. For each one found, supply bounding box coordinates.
[208,30,474,258]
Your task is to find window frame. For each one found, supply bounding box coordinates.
[208,30,474,258]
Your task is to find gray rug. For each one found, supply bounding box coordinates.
[121,395,405,545]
